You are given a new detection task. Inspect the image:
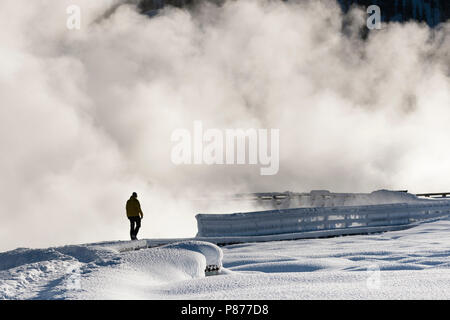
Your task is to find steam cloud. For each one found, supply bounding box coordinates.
[1,0,449,251]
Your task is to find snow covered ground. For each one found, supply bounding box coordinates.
[1,217,450,299]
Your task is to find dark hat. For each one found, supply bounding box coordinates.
[132,192,138,197]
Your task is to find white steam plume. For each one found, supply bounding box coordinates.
[0,0,449,251]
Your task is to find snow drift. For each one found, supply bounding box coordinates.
[0,240,223,299]
[2,217,450,299]
[2,0,450,253]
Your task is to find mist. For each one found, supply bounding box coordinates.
[0,0,449,252]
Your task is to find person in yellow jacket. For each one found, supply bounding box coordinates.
[126,192,143,240]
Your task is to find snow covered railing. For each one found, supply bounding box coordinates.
[196,200,450,238]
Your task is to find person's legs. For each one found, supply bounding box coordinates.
[134,217,141,240]
[129,217,136,240]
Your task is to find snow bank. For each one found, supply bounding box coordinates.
[2,219,450,299]
[88,239,223,268]
[60,241,223,299]
[0,248,68,271]
[0,240,223,299]
[126,246,207,281]
[0,245,114,271]
[161,241,223,268]
[0,245,118,299]
[159,217,450,300]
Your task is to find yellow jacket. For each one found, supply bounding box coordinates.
[126,197,143,218]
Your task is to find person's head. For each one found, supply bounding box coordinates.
[132,192,138,198]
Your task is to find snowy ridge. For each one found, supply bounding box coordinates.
[0,241,222,299]
[0,245,120,299]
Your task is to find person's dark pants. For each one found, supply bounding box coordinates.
[128,216,141,240]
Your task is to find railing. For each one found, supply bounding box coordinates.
[196,200,450,237]
[416,192,450,198]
